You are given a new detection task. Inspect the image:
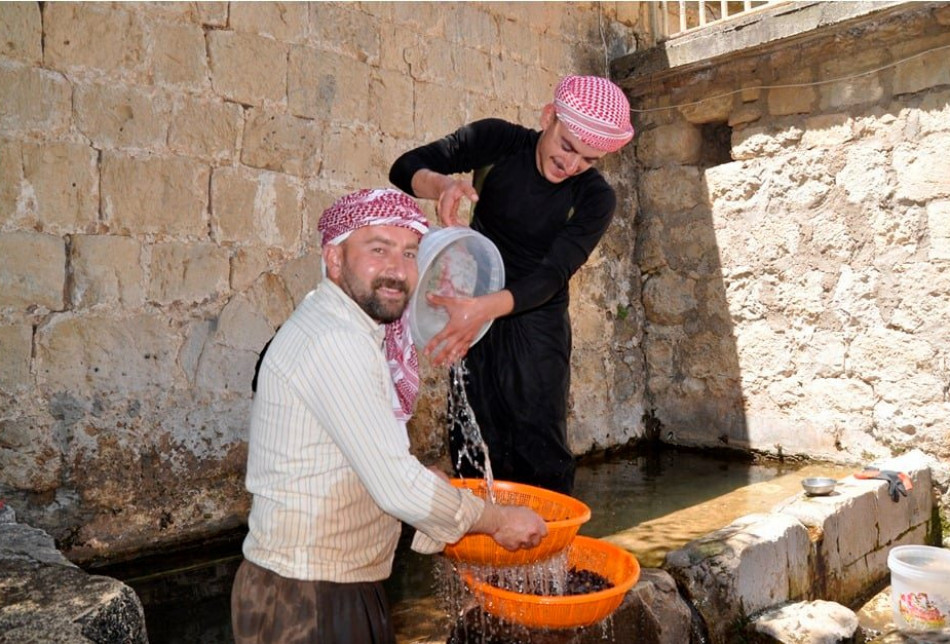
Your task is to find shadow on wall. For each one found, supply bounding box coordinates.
[635,117,748,453]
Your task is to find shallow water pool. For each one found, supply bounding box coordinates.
[92,447,802,643]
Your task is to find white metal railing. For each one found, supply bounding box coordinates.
[651,1,786,41]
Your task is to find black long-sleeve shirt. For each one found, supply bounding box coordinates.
[389,118,616,316]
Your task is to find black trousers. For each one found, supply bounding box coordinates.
[449,308,575,496]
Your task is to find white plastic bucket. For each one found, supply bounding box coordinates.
[408,227,505,350]
[888,545,950,631]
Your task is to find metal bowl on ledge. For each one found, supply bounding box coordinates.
[801,477,837,496]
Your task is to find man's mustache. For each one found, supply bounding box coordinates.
[373,277,409,294]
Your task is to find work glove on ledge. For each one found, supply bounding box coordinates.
[855,468,913,502]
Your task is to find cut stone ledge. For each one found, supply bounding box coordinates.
[0,507,148,644]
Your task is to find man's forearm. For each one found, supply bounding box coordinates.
[410,169,452,200]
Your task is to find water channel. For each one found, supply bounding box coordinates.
[87,447,889,643]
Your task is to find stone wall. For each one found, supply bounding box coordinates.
[618,3,950,502]
[0,2,647,561]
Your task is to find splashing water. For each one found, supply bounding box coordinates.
[448,360,496,503]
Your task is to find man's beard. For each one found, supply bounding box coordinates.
[341,274,410,324]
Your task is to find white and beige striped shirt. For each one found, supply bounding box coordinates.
[242,280,484,582]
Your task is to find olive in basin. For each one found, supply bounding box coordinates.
[801,477,837,496]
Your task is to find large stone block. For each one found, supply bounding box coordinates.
[0,64,71,136]
[820,75,883,110]
[637,122,702,167]
[211,166,303,248]
[319,125,381,186]
[207,30,287,106]
[44,3,146,77]
[0,2,41,63]
[288,46,371,123]
[70,235,145,308]
[490,55,529,106]
[35,313,179,396]
[101,152,209,236]
[213,293,275,352]
[775,479,878,604]
[0,140,98,232]
[679,89,734,124]
[665,513,811,644]
[642,270,696,326]
[403,35,456,85]
[168,98,242,162]
[640,166,703,214]
[0,232,66,312]
[413,81,471,142]
[370,68,415,139]
[308,3,381,66]
[0,323,32,393]
[241,108,322,177]
[894,134,950,202]
[0,521,147,643]
[750,600,859,644]
[75,82,169,150]
[151,21,211,89]
[148,241,229,305]
[231,1,308,42]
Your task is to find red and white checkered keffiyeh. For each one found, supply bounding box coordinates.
[553,75,634,153]
[318,188,430,422]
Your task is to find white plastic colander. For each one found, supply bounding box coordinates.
[408,227,505,350]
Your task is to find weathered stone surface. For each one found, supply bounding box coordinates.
[211,166,304,247]
[35,313,180,396]
[666,513,812,644]
[640,166,703,213]
[313,3,383,65]
[241,108,322,177]
[75,82,170,150]
[0,64,72,136]
[0,323,32,393]
[622,568,696,644]
[43,3,146,78]
[0,140,99,232]
[0,518,147,644]
[207,30,287,106]
[70,235,145,308]
[320,124,381,186]
[101,152,209,236]
[0,232,66,312]
[636,122,703,167]
[151,21,211,89]
[168,98,242,162]
[750,600,860,644]
[371,68,415,139]
[0,2,41,63]
[148,241,230,305]
[230,1,308,42]
[893,134,950,202]
[288,46,372,123]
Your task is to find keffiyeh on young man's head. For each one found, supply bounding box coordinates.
[553,75,634,153]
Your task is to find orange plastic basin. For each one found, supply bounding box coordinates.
[464,535,641,630]
[444,479,591,567]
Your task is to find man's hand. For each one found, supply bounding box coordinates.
[472,503,547,551]
[424,294,483,365]
[423,290,515,366]
[409,169,478,228]
[435,178,479,228]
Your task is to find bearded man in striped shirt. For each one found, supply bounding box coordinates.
[231,188,547,644]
